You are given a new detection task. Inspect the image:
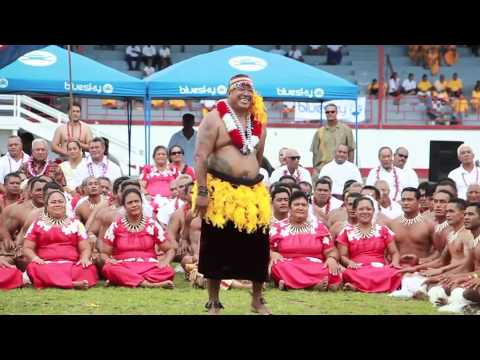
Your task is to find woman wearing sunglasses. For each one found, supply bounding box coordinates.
[168,145,195,180]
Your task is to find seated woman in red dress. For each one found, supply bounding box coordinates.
[23,190,98,289]
[168,145,195,180]
[101,188,175,288]
[0,256,24,290]
[270,191,342,291]
[139,145,179,198]
[336,196,402,293]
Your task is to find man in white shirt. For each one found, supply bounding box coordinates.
[142,45,157,68]
[393,146,419,188]
[388,72,401,96]
[270,45,286,56]
[319,144,363,198]
[77,137,122,184]
[125,45,141,71]
[168,113,197,167]
[270,148,312,185]
[158,45,172,69]
[0,135,30,193]
[310,177,343,222]
[366,146,408,202]
[448,144,480,200]
[287,45,304,62]
[401,73,417,95]
[375,180,403,219]
[142,60,156,78]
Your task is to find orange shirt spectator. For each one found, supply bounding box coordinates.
[417,75,432,96]
[471,85,480,112]
[169,99,186,110]
[151,100,165,109]
[452,96,469,113]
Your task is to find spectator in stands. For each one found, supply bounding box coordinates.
[448,144,480,200]
[287,45,304,62]
[270,148,312,185]
[443,45,458,66]
[318,144,362,199]
[451,94,469,125]
[270,45,287,56]
[142,45,157,68]
[168,99,186,110]
[447,72,463,98]
[401,73,417,95]
[142,59,155,78]
[388,73,401,105]
[200,99,216,118]
[434,74,448,93]
[393,147,419,188]
[433,96,454,125]
[168,145,195,180]
[0,135,29,194]
[168,113,197,167]
[417,74,433,98]
[76,137,122,183]
[326,45,343,65]
[310,103,355,175]
[307,45,323,55]
[158,45,172,69]
[368,79,379,97]
[471,82,480,113]
[52,101,93,158]
[125,45,142,71]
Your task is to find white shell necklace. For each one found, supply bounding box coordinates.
[399,213,424,226]
[288,221,313,235]
[353,224,377,239]
[225,101,252,155]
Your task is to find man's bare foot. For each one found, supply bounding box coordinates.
[435,297,448,306]
[278,280,287,291]
[412,291,429,301]
[312,278,329,291]
[343,282,357,291]
[251,297,272,315]
[205,300,224,315]
[104,280,111,288]
[73,280,89,290]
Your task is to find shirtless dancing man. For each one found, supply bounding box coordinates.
[194,74,271,315]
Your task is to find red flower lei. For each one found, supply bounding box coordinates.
[216,100,262,153]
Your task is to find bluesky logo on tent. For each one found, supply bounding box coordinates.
[64,81,113,95]
[276,87,325,99]
[103,84,114,94]
[19,50,57,67]
[0,78,8,89]
[228,56,267,72]
[216,85,227,95]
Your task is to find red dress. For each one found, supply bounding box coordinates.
[336,224,401,293]
[172,163,196,181]
[25,217,98,289]
[139,165,179,198]
[269,218,341,289]
[0,263,23,290]
[102,217,175,287]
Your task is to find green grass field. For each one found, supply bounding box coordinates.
[0,273,449,315]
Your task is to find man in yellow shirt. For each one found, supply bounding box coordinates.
[417,74,433,97]
[471,82,480,113]
[447,72,463,98]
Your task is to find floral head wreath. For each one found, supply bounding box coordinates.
[228,76,268,126]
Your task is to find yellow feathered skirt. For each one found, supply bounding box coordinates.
[192,174,271,234]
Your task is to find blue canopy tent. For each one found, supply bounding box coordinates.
[144,45,359,163]
[0,45,146,173]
